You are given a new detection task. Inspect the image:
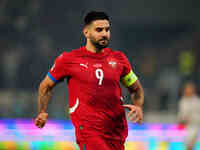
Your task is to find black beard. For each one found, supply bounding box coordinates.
[91,40,109,50]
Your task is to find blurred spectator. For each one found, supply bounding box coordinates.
[178,50,196,78]
[177,82,200,150]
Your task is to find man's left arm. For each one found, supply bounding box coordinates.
[123,80,144,124]
[119,52,144,123]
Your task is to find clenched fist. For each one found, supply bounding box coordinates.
[34,112,48,128]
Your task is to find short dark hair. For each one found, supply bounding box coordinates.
[84,11,110,26]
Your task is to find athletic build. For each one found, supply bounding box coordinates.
[35,11,144,150]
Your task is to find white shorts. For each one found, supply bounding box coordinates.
[184,127,199,146]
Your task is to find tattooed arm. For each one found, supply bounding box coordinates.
[35,75,56,128]
[123,80,144,124]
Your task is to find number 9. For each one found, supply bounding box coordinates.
[95,69,104,85]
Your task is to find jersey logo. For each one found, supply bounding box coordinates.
[80,63,88,68]
[108,61,117,68]
[93,64,102,68]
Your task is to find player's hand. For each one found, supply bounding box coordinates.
[34,112,48,128]
[123,104,143,124]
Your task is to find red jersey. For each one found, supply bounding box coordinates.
[48,46,136,142]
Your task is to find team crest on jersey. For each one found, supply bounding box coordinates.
[108,61,117,68]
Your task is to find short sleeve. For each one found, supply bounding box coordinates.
[48,52,70,83]
[120,52,138,87]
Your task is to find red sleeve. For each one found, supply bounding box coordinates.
[48,52,70,83]
[120,52,132,77]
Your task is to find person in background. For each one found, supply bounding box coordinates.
[178,81,200,150]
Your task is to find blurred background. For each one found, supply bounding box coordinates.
[0,0,200,149]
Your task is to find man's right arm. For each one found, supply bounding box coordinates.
[35,75,56,128]
[34,52,69,128]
